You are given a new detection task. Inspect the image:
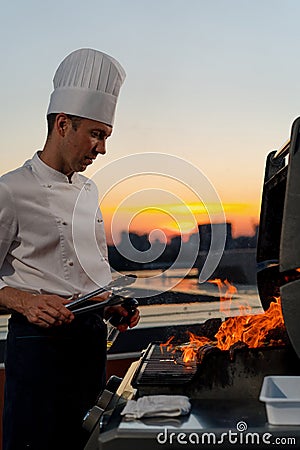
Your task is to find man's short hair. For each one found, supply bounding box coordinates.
[47,113,82,136]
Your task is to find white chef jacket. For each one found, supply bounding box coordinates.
[0,152,112,297]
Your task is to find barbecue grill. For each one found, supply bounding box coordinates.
[83,117,300,450]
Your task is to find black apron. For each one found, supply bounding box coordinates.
[3,312,107,450]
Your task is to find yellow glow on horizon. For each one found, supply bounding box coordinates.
[101,201,256,218]
[102,199,260,245]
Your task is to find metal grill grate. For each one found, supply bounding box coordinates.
[132,344,197,385]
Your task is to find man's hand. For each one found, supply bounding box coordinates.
[104,304,140,332]
[22,294,75,328]
[0,287,75,328]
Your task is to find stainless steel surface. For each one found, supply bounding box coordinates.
[96,399,300,450]
[281,280,300,359]
[275,117,300,358]
[280,116,300,273]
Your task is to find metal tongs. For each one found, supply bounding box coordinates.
[66,274,137,316]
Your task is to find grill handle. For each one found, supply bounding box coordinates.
[273,139,290,160]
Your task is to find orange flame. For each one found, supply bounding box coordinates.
[215,297,284,350]
[160,336,175,354]
[181,332,211,363]
[160,277,286,364]
[208,278,237,315]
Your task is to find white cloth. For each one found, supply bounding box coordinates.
[120,395,191,420]
[47,48,126,126]
[0,152,112,297]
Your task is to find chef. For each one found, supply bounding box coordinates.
[0,48,140,450]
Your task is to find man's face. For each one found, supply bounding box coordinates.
[61,117,112,175]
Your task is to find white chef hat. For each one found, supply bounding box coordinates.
[47,48,126,127]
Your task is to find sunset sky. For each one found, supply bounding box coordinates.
[1,0,300,243]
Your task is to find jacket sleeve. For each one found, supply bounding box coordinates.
[0,182,18,289]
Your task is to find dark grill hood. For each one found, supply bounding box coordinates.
[257,116,300,359]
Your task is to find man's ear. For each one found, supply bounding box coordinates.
[55,113,69,137]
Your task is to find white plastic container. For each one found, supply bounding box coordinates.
[259,376,300,425]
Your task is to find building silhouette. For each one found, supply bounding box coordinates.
[107,223,259,284]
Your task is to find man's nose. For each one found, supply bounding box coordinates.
[96,140,106,155]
